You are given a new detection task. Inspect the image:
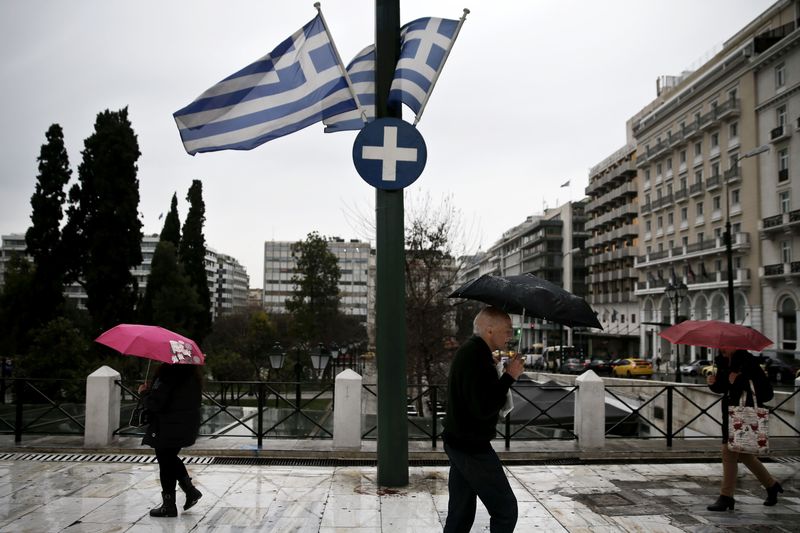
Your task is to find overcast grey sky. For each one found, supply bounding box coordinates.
[0,0,776,288]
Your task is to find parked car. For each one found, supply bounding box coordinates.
[612,358,653,379]
[562,358,589,374]
[587,358,612,375]
[679,359,711,376]
[764,358,799,383]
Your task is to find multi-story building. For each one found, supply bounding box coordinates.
[754,18,800,359]
[213,253,250,318]
[262,238,371,321]
[0,233,249,319]
[454,201,589,352]
[631,0,798,365]
[584,144,640,358]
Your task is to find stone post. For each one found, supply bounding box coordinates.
[84,366,121,447]
[333,368,362,450]
[575,370,605,450]
[795,376,800,437]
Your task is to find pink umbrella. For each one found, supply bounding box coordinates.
[95,324,205,365]
[659,320,773,352]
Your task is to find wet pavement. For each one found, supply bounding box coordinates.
[0,436,798,532]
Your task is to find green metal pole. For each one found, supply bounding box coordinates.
[375,0,408,486]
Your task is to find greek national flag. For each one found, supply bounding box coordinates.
[323,17,460,132]
[174,14,357,155]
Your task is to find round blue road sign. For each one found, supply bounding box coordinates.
[352,118,427,190]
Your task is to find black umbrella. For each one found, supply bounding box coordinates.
[448,273,602,329]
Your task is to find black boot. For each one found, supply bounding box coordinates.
[149,491,178,517]
[178,475,203,510]
[707,494,735,511]
[764,481,783,506]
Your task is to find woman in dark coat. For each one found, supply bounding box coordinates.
[706,348,782,511]
[138,363,203,517]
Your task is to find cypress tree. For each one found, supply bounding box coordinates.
[180,180,212,340]
[160,192,181,248]
[25,123,72,325]
[63,107,143,332]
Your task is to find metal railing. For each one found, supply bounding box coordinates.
[4,377,798,450]
[0,378,87,443]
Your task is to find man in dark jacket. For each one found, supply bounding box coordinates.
[139,363,203,517]
[443,306,524,532]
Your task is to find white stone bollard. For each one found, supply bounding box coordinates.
[575,370,605,450]
[333,368,362,450]
[84,366,121,447]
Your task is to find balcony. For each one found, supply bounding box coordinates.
[761,262,800,280]
[724,166,740,184]
[770,124,792,143]
[689,181,704,197]
[759,208,800,235]
[674,188,688,202]
[641,202,652,214]
[715,98,740,120]
[706,174,721,191]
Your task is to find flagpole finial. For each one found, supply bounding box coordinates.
[314,2,321,11]
[463,8,470,16]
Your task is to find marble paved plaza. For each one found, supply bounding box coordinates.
[0,455,798,532]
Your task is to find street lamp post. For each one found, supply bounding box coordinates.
[665,281,688,382]
[725,145,770,323]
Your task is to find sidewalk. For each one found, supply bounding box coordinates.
[0,436,798,531]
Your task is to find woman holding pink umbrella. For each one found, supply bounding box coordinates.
[95,324,206,517]
[139,362,203,517]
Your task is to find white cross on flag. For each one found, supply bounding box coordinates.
[323,16,464,132]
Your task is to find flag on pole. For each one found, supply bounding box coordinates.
[174,14,358,155]
[323,15,465,132]
[560,180,571,187]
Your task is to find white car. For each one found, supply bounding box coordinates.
[679,359,711,376]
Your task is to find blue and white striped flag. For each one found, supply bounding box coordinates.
[323,16,463,132]
[174,14,358,155]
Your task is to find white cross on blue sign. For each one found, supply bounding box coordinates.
[352,118,427,190]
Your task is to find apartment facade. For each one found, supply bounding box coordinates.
[262,238,371,321]
[584,144,640,358]
[454,201,589,352]
[631,0,799,365]
[754,19,800,358]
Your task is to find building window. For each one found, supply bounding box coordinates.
[681,207,688,221]
[779,298,797,351]
[711,132,719,148]
[666,158,673,170]
[697,231,704,243]
[775,63,786,88]
[781,240,792,264]
[680,150,687,163]
[682,236,688,247]
[656,163,662,175]
[731,189,740,206]
[729,153,739,169]
[696,202,704,216]
[668,212,674,225]
[667,184,673,196]
[657,216,663,229]
[777,105,787,127]
[695,170,703,184]
[728,88,738,101]
[713,195,721,210]
[680,176,687,190]
[645,168,651,181]
[714,227,722,239]
[732,222,741,234]
[778,148,789,181]
[780,191,790,214]
[646,220,651,232]
[711,162,720,177]
[694,141,702,156]
[729,122,738,138]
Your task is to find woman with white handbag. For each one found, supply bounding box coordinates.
[706,348,782,511]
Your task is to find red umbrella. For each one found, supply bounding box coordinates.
[659,320,773,351]
[95,324,205,365]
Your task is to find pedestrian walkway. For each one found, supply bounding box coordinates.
[0,443,798,531]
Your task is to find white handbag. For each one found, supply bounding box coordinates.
[727,380,769,455]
